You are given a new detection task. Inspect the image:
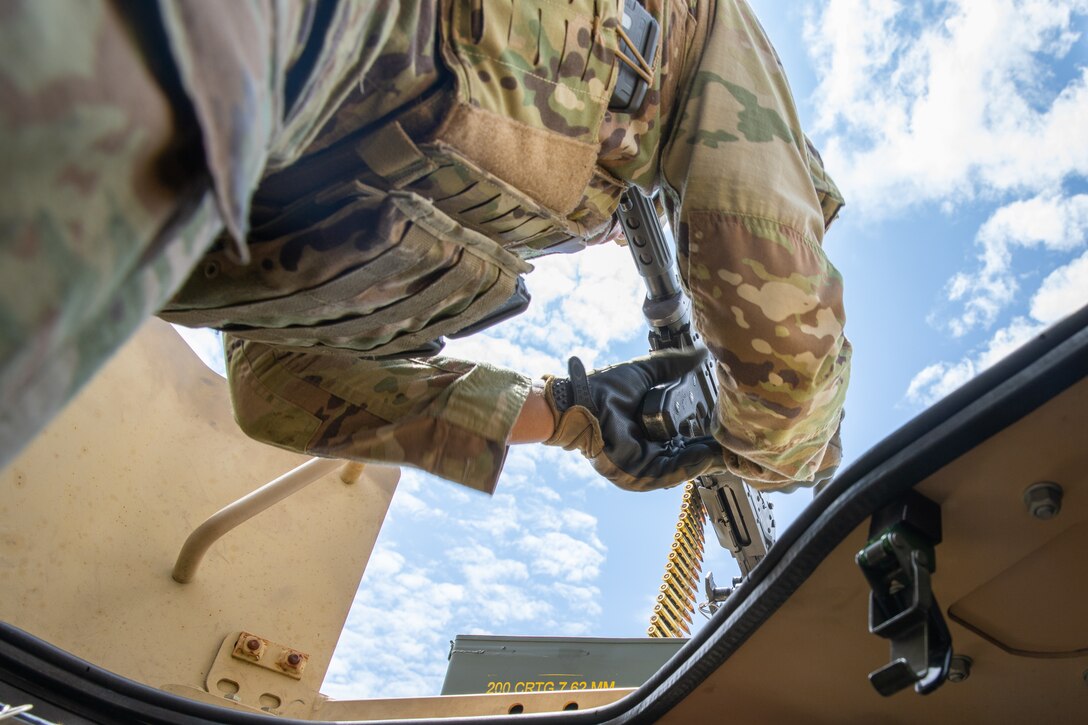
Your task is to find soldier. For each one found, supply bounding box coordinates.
[0,0,849,494]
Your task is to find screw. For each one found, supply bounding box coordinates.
[1023,482,1063,520]
[948,655,972,683]
[246,638,261,652]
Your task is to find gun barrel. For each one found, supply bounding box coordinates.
[617,190,695,343]
[617,191,679,302]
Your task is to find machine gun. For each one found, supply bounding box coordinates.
[615,190,776,613]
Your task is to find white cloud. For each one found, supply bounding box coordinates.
[443,241,647,375]
[519,531,606,583]
[364,548,406,579]
[450,544,530,587]
[560,508,599,535]
[905,359,976,406]
[974,316,1048,370]
[1030,249,1088,323]
[805,0,1088,214]
[323,546,468,699]
[326,449,613,698]
[906,249,1088,405]
[945,194,1088,335]
[442,333,566,378]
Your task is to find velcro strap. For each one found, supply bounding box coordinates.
[550,378,572,411]
[355,121,438,189]
[567,356,598,415]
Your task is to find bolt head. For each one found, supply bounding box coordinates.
[246,638,261,652]
[287,653,301,666]
[947,654,972,683]
[1023,482,1063,520]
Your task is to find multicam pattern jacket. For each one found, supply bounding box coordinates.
[1,0,848,494]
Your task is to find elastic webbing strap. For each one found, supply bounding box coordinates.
[355,121,437,189]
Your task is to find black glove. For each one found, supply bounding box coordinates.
[542,349,725,491]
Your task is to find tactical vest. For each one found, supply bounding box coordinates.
[160,0,626,357]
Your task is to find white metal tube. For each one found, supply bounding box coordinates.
[172,457,345,583]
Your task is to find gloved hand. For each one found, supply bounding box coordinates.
[542,349,726,491]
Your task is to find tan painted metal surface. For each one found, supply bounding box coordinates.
[313,687,634,720]
[661,376,1088,724]
[0,319,398,716]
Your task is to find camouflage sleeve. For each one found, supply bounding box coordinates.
[225,337,532,494]
[659,0,850,488]
[0,0,224,469]
[0,0,378,469]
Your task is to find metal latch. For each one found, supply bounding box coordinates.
[856,490,952,696]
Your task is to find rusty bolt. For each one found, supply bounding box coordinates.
[233,633,266,662]
[278,649,307,676]
[1023,482,1063,520]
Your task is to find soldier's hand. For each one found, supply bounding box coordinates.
[542,349,725,491]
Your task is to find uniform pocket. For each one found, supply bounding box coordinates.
[443,0,617,144]
[435,0,619,218]
[163,191,532,357]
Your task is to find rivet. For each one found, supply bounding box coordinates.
[246,638,261,652]
[287,653,301,666]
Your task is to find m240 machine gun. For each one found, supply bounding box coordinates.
[615,190,776,623]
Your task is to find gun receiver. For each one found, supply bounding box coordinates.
[616,190,776,582]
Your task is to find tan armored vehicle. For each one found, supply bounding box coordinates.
[3,292,1086,723]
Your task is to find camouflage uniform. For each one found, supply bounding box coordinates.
[1,0,849,494]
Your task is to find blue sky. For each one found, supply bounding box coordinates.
[178,0,1088,700]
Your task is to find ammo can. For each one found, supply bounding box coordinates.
[441,635,687,695]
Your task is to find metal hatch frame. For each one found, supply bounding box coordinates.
[2,302,1088,724]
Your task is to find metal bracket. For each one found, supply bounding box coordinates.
[699,571,743,618]
[204,632,318,717]
[856,491,952,696]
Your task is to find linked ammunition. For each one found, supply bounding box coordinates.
[659,582,694,610]
[650,605,684,635]
[648,481,705,637]
[665,556,698,587]
[671,534,701,566]
[669,540,698,571]
[656,593,692,625]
